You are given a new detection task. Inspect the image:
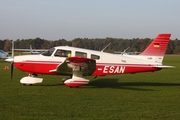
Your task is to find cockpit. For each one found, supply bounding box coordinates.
[41,47,71,57]
[41,46,100,60]
[54,49,71,57]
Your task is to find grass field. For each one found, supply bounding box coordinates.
[0,55,180,120]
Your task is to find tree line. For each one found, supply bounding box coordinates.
[0,37,180,54]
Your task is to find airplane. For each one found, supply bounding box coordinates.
[0,49,9,59]
[14,45,46,54]
[5,34,174,88]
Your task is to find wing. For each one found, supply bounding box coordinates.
[50,56,96,76]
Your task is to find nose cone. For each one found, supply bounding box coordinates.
[5,57,14,62]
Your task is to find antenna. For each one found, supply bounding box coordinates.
[121,46,130,55]
[101,43,111,52]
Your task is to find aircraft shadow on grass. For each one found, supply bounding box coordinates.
[87,78,180,91]
[33,78,180,91]
[33,83,64,87]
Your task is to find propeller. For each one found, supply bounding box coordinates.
[10,62,14,80]
[11,40,14,80]
[5,40,14,80]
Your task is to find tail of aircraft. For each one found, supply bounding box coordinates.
[139,34,171,63]
[30,45,33,54]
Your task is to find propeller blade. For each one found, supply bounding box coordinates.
[10,62,14,80]
[10,40,14,80]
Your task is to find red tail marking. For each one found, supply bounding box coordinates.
[140,34,171,56]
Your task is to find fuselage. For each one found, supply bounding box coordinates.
[13,46,161,76]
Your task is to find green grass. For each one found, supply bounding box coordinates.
[0,55,180,120]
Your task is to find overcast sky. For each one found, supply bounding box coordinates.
[0,0,180,40]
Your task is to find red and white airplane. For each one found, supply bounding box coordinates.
[6,34,174,87]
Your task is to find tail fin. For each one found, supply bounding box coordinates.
[139,34,171,63]
[30,45,33,54]
[140,34,171,56]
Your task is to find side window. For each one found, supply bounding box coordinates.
[91,54,100,60]
[75,51,87,58]
[54,49,71,57]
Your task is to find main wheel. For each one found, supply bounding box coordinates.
[69,86,79,88]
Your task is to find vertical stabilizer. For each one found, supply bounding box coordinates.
[139,34,171,63]
[140,34,171,56]
[30,45,33,53]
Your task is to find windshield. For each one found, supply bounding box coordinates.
[41,48,55,56]
[0,50,5,53]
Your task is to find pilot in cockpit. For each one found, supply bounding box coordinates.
[61,50,66,57]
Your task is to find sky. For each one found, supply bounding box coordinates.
[0,0,180,40]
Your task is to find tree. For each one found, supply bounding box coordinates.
[4,39,11,51]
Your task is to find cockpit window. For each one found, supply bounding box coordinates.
[54,49,71,57]
[41,48,55,56]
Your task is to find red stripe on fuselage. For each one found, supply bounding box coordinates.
[92,64,160,76]
[14,61,160,76]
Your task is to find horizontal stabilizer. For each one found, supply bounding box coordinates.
[155,65,175,68]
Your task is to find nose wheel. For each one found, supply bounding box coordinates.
[69,86,79,88]
[20,74,43,86]
[23,83,32,86]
